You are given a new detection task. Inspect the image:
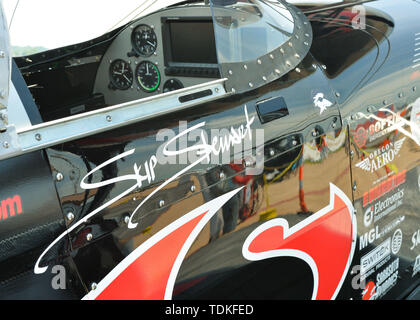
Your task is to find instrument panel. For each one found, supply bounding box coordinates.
[93,6,218,106]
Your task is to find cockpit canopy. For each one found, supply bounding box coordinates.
[208,0,312,93]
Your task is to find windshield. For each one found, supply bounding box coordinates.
[210,0,312,94]
[2,0,183,56]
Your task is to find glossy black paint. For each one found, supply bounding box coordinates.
[2,0,420,300]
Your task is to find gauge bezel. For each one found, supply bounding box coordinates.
[109,59,133,90]
[135,61,161,93]
[131,24,158,57]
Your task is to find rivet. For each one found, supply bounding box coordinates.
[280,48,285,54]
[123,215,130,224]
[159,200,165,208]
[90,282,97,291]
[249,82,253,88]
[257,59,262,65]
[228,70,233,75]
[56,172,64,181]
[215,87,219,93]
[219,171,225,179]
[106,115,112,122]
[231,88,236,93]
[295,54,300,59]
[3,141,9,148]
[350,150,354,158]
[335,92,340,97]
[190,184,196,192]
[312,130,317,137]
[288,42,293,47]
[86,233,93,241]
[0,51,5,58]
[35,133,42,141]
[304,41,309,46]
[262,76,267,81]
[66,212,75,222]
[398,92,403,98]
[413,86,417,92]
[286,61,291,67]
[295,67,301,73]
[269,54,274,59]
[332,122,336,128]
[383,100,388,105]
[322,65,327,70]
[275,69,281,74]
[269,149,275,157]
[243,65,248,70]
[352,182,357,191]
[292,140,298,146]
[312,64,317,69]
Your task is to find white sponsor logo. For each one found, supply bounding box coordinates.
[363,189,404,227]
[391,229,403,255]
[313,92,333,114]
[373,258,399,299]
[359,216,405,250]
[411,229,420,251]
[356,138,405,173]
[360,238,391,276]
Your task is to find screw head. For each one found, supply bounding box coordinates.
[56,172,64,181]
[66,212,75,222]
[86,233,93,241]
[123,215,130,224]
[106,115,112,122]
[90,282,97,291]
[3,141,9,149]
[219,171,225,179]
[35,133,42,141]
[190,185,196,192]
[158,200,165,208]
[269,149,275,157]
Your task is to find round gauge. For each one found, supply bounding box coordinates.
[136,61,160,92]
[131,24,157,57]
[109,59,133,90]
[163,79,184,93]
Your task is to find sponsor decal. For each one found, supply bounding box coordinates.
[363,188,404,227]
[360,238,391,277]
[359,216,405,251]
[0,195,23,221]
[355,138,405,173]
[363,170,406,207]
[362,258,399,300]
[411,229,420,251]
[413,255,420,277]
[357,107,420,146]
[362,281,376,300]
[82,188,243,300]
[391,229,403,255]
[312,92,333,114]
[242,184,356,300]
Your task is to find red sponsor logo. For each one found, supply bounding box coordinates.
[362,170,406,207]
[362,281,376,300]
[0,195,23,220]
[242,184,356,300]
